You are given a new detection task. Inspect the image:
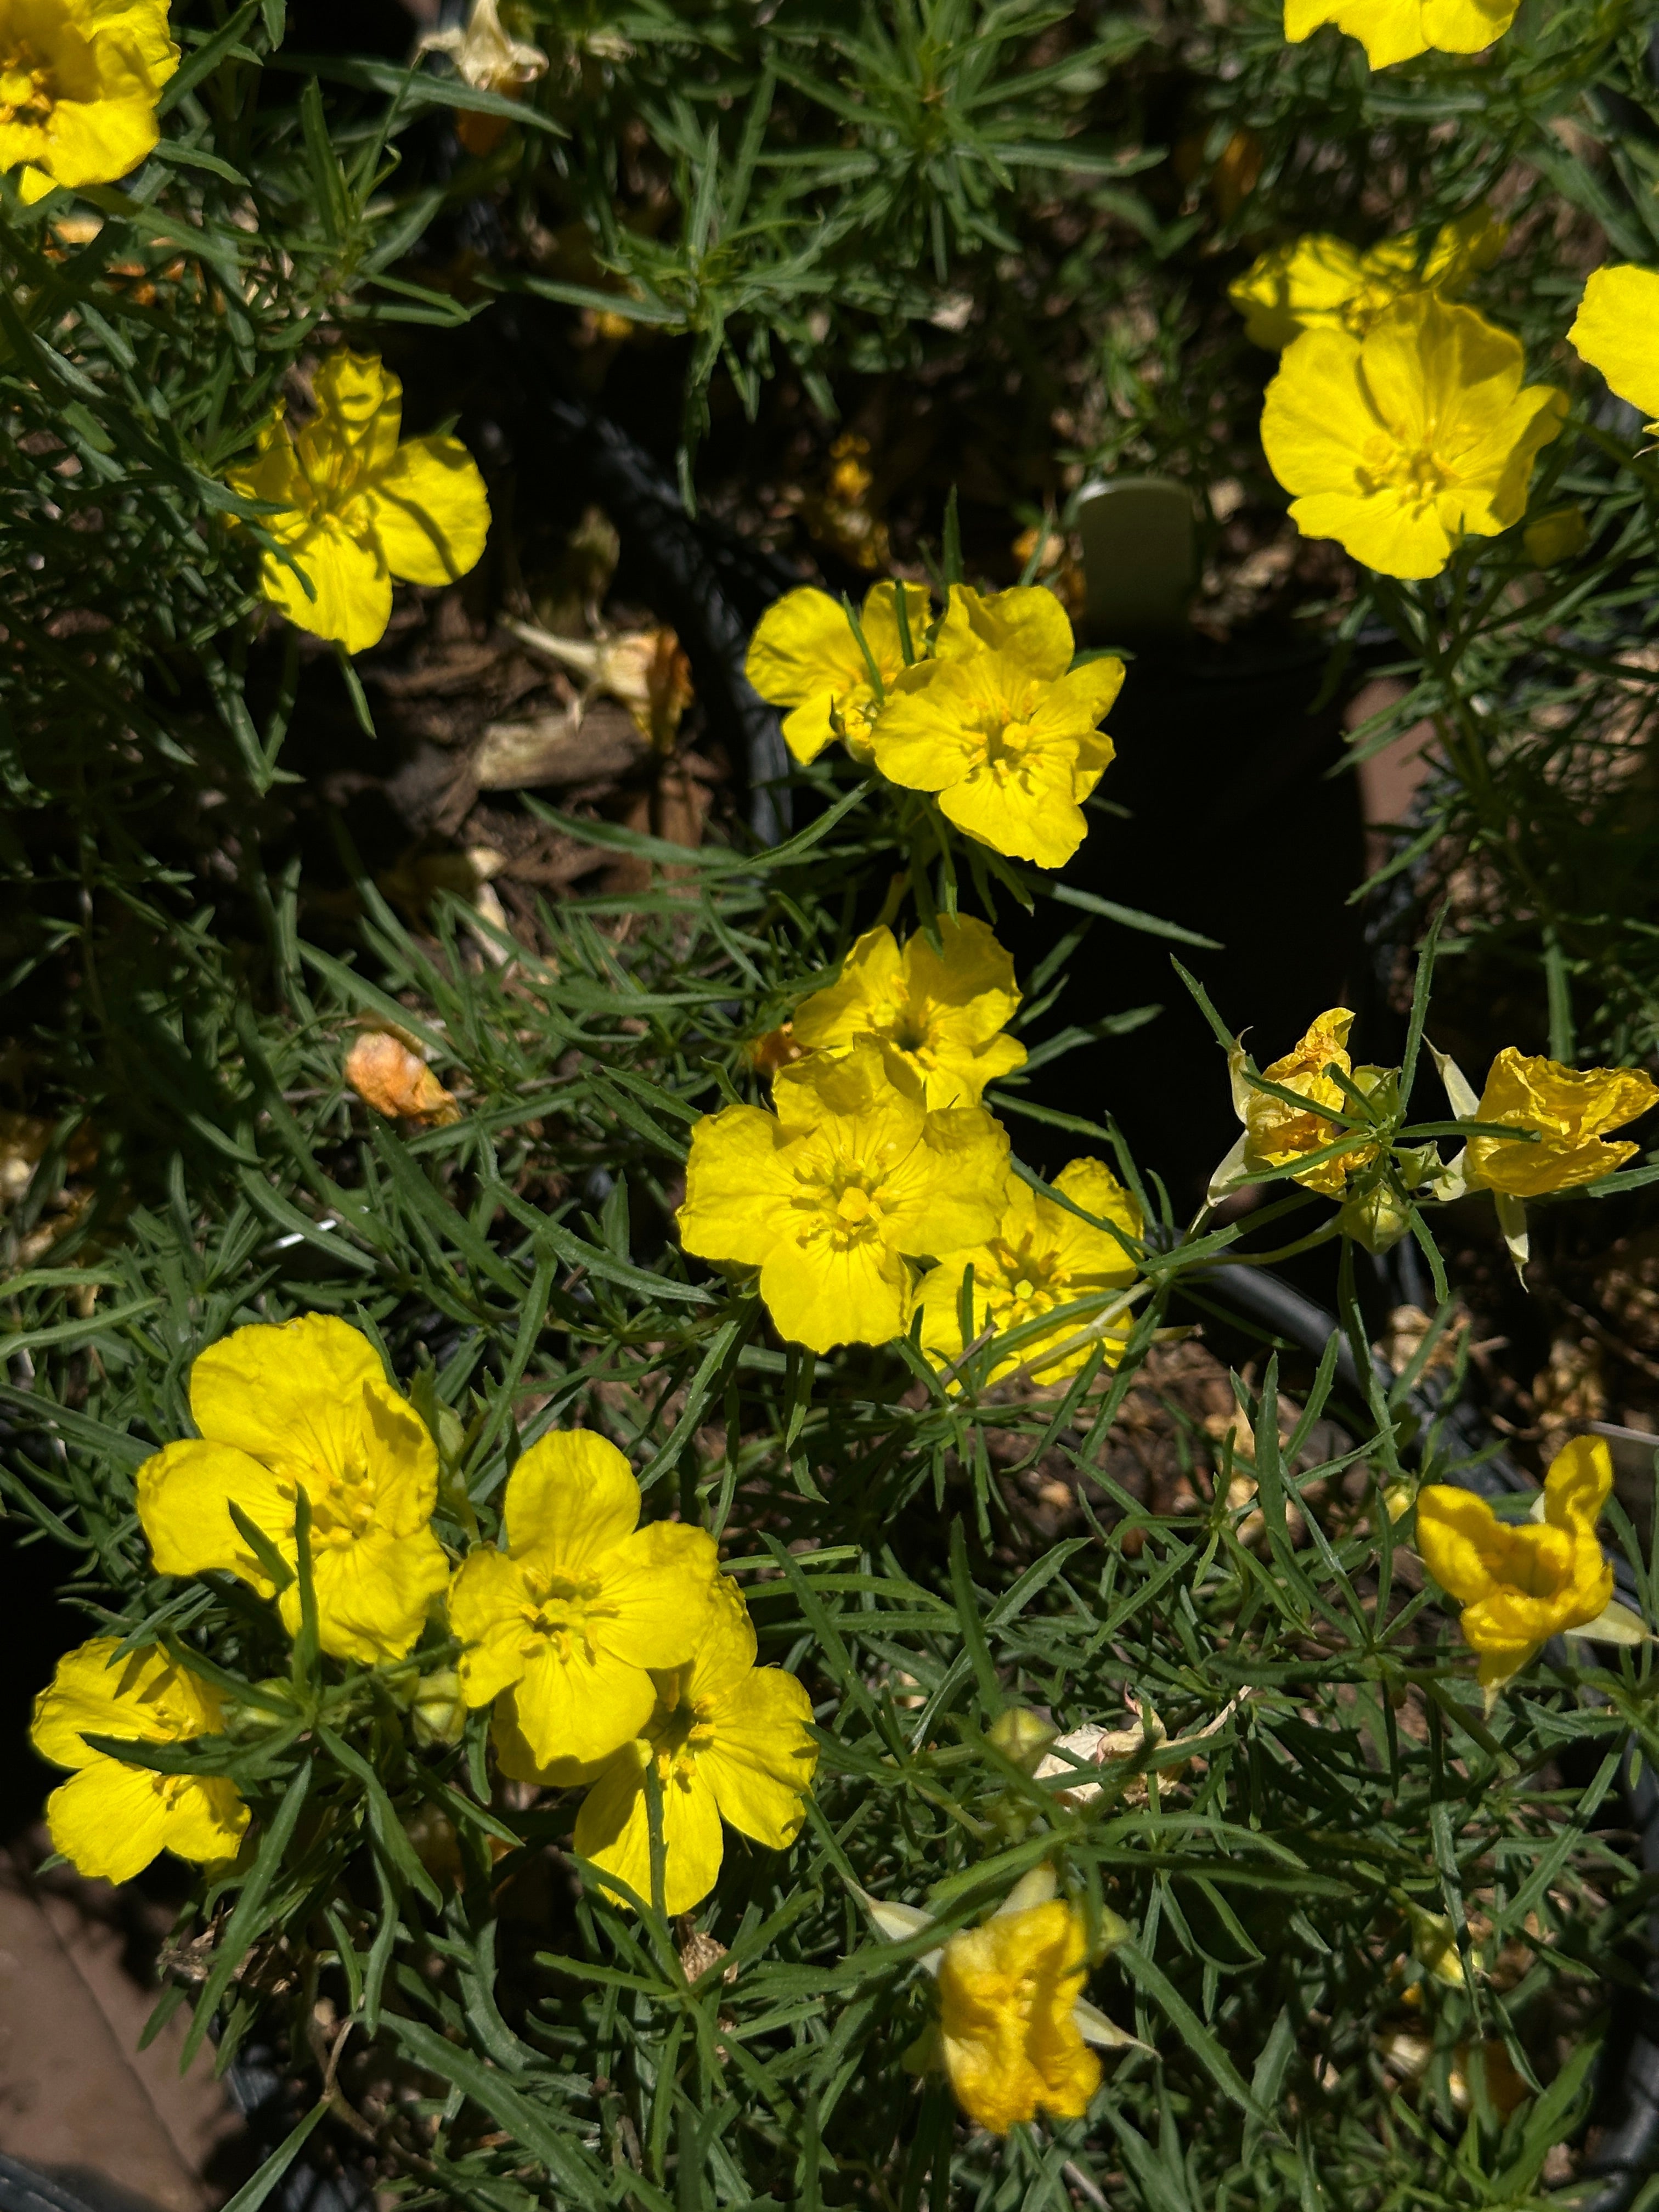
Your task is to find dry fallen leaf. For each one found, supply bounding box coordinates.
[344,1031,462,1127]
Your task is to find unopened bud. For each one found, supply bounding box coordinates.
[409,1667,467,1748]
[986,1707,1057,1774]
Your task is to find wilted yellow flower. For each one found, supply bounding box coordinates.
[871,584,1122,868]
[1231,210,1505,350]
[1262,292,1565,582]
[745,581,932,765]
[416,0,545,155]
[789,916,1026,1108]
[938,1896,1103,2134]
[860,1865,1138,2130]
[1464,1048,1659,1197]
[920,1158,1142,1385]
[678,1039,1008,1353]
[1284,0,1517,69]
[553,1578,817,1915]
[1231,1009,1374,1198]
[227,352,491,655]
[30,1638,247,1884]
[1568,263,1659,434]
[448,1430,717,1770]
[1417,1435,1615,1688]
[1,0,177,202]
[138,1316,449,1667]
[344,1028,461,1127]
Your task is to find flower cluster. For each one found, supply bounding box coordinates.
[745,581,1123,869]
[681,917,1146,1370]
[32,1318,816,1917]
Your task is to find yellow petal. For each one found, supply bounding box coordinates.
[938,741,1091,868]
[858,579,934,675]
[1542,1434,1612,1537]
[575,1738,727,1915]
[154,1773,250,1863]
[744,588,868,710]
[449,1548,539,1706]
[369,434,492,587]
[790,926,907,1054]
[758,1229,912,1353]
[137,1438,292,1595]
[1419,0,1518,51]
[1570,264,1659,426]
[504,1429,644,1572]
[935,583,1075,678]
[45,1759,174,1883]
[1053,1157,1143,1249]
[1231,235,1369,349]
[1415,1485,1500,1605]
[510,1639,659,1769]
[589,1521,719,1671]
[678,1104,797,1268]
[699,1664,818,1848]
[261,516,392,653]
[30,1637,224,1771]
[302,351,403,480]
[296,1521,449,1666]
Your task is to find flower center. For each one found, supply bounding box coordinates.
[979,714,1037,776]
[0,52,54,123]
[986,1238,1060,1327]
[281,1462,378,1550]
[648,1692,717,1791]
[797,1160,890,1250]
[1363,434,1453,516]
[522,1570,613,1663]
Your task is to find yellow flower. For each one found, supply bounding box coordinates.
[1231,210,1505,350]
[447,1430,718,1770]
[1261,291,1565,581]
[416,0,545,155]
[1283,0,1517,69]
[1238,1008,1373,1197]
[744,581,932,765]
[677,1039,1009,1353]
[136,1314,449,1668]
[938,1896,1103,2134]
[555,1578,817,1914]
[789,916,1026,1108]
[919,1158,1142,1385]
[1568,263,1659,435]
[1463,1048,1659,1197]
[226,352,491,656]
[1,0,177,202]
[30,1638,248,1884]
[1417,1436,1614,1688]
[868,585,1121,868]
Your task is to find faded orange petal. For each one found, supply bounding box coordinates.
[345,1030,461,1126]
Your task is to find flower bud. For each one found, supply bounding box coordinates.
[409,1667,467,1749]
